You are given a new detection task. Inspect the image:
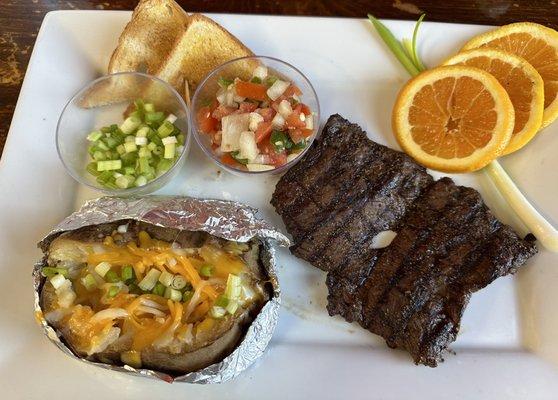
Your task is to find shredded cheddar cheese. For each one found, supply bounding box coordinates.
[48,230,258,356]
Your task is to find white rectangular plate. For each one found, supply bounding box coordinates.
[1,11,557,399]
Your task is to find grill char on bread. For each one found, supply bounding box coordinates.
[271,114,537,366]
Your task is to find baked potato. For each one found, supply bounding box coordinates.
[40,220,269,374]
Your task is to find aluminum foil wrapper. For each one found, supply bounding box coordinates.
[33,196,289,384]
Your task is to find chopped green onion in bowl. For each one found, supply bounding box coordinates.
[84,100,184,190]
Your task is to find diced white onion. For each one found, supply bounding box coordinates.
[249,112,264,132]
[164,113,177,124]
[224,90,237,107]
[220,113,251,152]
[49,274,67,290]
[252,154,272,164]
[162,136,177,145]
[266,79,290,101]
[90,308,129,323]
[253,66,268,80]
[238,131,259,161]
[216,88,226,105]
[299,113,306,121]
[305,115,314,130]
[117,224,128,234]
[278,100,293,118]
[246,163,275,172]
[271,113,285,129]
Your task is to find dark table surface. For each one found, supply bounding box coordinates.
[1,0,557,157]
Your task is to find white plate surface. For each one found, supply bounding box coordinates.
[1,10,557,399]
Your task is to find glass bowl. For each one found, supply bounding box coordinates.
[191,56,320,176]
[56,72,191,195]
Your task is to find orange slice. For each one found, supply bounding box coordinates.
[392,65,514,173]
[462,22,558,128]
[443,49,544,155]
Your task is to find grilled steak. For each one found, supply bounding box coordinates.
[271,114,537,367]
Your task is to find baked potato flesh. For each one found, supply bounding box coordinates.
[40,221,267,374]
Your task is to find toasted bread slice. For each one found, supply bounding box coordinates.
[108,0,188,75]
[156,13,257,94]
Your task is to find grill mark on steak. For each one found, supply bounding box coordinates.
[365,186,485,344]
[272,118,367,218]
[296,156,429,271]
[386,196,497,346]
[359,178,462,325]
[321,169,433,289]
[289,136,432,270]
[291,156,402,266]
[326,247,378,323]
[271,114,537,367]
[280,140,391,244]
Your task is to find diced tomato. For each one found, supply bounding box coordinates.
[256,107,276,122]
[255,121,273,143]
[286,109,306,128]
[259,141,288,166]
[211,105,236,120]
[284,84,302,97]
[221,153,241,167]
[235,80,268,101]
[196,106,218,134]
[299,103,312,115]
[289,128,313,143]
[273,152,288,167]
[239,102,258,113]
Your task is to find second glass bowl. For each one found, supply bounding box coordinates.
[191,56,320,176]
[56,72,191,195]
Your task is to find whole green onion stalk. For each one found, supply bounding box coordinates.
[369,14,558,252]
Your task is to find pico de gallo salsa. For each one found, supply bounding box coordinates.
[196,65,315,172]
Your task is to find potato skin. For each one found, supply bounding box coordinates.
[41,221,268,374]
